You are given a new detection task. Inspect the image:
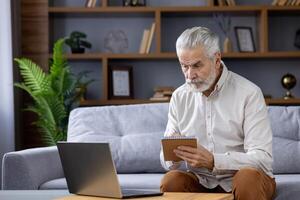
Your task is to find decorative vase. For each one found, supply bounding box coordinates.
[223,37,232,53]
[281,73,297,99]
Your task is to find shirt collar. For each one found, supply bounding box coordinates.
[215,60,228,92]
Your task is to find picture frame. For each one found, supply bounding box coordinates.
[109,66,134,99]
[234,26,256,52]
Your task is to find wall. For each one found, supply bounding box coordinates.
[0,0,15,189]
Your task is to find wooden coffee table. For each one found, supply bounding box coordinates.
[57,192,234,200]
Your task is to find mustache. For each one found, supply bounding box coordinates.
[186,78,204,84]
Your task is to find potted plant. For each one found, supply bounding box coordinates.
[65,31,92,53]
[15,38,93,146]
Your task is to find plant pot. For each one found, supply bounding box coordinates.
[71,48,85,54]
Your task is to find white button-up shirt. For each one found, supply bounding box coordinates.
[160,62,273,192]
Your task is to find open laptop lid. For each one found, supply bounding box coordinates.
[57,142,123,198]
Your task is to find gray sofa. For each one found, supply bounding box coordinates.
[2,103,300,200]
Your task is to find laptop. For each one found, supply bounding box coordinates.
[57,142,163,198]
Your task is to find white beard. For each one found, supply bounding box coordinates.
[185,67,217,93]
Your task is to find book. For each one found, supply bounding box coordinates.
[272,0,279,5]
[278,0,288,6]
[207,0,215,6]
[91,0,97,7]
[230,0,236,6]
[291,0,297,5]
[154,86,174,92]
[225,0,232,6]
[149,96,170,101]
[145,23,156,53]
[218,0,225,6]
[139,29,150,54]
[85,0,93,7]
[161,136,197,161]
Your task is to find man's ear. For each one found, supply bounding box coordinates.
[214,52,222,70]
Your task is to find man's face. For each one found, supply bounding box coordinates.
[177,47,220,92]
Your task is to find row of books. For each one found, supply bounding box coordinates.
[139,23,156,54]
[149,86,174,101]
[209,0,236,6]
[272,0,300,6]
[85,0,98,8]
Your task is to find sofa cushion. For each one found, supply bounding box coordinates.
[39,174,164,190]
[39,178,67,190]
[268,106,300,174]
[67,103,169,173]
[274,174,300,200]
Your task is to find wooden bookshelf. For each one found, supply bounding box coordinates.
[47,3,300,106]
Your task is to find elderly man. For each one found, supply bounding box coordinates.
[160,27,276,200]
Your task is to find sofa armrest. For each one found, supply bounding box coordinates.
[2,146,64,190]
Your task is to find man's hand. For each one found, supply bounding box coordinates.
[174,144,214,171]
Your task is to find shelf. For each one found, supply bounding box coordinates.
[48,6,300,14]
[265,98,300,105]
[80,98,300,106]
[80,99,169,106]
[53,53,176,60]
[222,51,300,58]
[52,51,300,60]
[48,7,156,13]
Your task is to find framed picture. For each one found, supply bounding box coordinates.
[109,66,134,99]
[234,26,256,52]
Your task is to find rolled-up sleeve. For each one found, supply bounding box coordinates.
[160,96,184,170]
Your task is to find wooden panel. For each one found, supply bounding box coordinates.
[21,19,49,54]
[259,9,268,52]
[102,58,108,100]
[21,0,48,68]
[155,10,161,53]
[20,0,49,149]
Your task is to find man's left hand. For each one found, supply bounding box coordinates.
[174,145,214,170]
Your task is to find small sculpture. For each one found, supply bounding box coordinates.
[281,73,297,99]
[104,30,129,53]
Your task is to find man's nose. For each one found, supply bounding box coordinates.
[187,68,196,79]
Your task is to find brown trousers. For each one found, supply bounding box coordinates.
[160,168,276,200]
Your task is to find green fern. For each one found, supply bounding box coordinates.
[14,38,91,146]
[15,58,50,95]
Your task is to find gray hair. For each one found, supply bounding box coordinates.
[176,27,220,59]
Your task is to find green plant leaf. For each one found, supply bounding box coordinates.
[50,38,67,78]
[15,58,50,94]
